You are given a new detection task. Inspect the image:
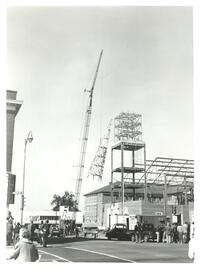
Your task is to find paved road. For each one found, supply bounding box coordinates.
[37,238,193,263]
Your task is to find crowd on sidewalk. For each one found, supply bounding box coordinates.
[134,220,195,244]
[6,213,51,262]
[7,217,51,247]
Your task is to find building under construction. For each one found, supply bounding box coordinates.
[84,112,194,229]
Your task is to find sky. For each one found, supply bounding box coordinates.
[6,5,194,212]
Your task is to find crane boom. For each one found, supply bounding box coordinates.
[75,50,103,206]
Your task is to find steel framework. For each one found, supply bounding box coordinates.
[111,157,194,205]
[114,112,142,142]
[88,119,112,181]
[138,157,194,186]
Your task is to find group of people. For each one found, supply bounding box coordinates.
[7,218,50,247]
[7,227,39,262]
[6,218,51,262]
[156,221,194,244]
[134,220,195,244]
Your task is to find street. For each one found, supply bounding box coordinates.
[36,238,193,263]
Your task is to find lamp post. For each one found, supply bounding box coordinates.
[20,131,33,225]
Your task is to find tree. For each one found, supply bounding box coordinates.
[51,191,78,211]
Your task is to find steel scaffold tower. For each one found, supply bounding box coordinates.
[114,112,142,142]
[111,112,147,218]
[75,50,103,207]
[88,119,112,181]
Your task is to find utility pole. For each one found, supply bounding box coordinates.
[20,131,33,225]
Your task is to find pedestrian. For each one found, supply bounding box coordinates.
[187,222,190,242]
[13,222,21,246]
[177,223,183,244]
[157,221,165,242]
[162,224,167,243]
[140,221,145,242]
[190,221,195,240]
[38,220,44,245]
[182,222,188,243]
[41,220,50,247]
[188,222,195,260]
[6,228,39,262]
[171,223,178,243]
[165,222,172,243]
[75,226,79,238]
[6,217,13,246]
[65,224,69,236]
[27,220,35,241]
[134,221,142,243]
[155,225,160,243]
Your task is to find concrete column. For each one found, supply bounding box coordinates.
[132,150,135,200]
[163,174,167,218]
[121,142,124,219]
[184,177,188,205]
[111,148,113,205]
[144,144,147,203]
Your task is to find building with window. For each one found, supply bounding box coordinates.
[84,157,194,229]
[6,90,23,207]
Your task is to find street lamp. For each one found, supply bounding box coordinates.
[20,131,33,225]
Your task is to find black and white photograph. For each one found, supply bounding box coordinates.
[2,0,200,265]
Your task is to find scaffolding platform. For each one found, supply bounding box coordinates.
[112,166,144,174]
[112,140,145,151]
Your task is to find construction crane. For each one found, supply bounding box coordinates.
[88,119,112,181]
[75,50,103,207]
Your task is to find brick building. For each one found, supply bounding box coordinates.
[6,90,23,207]
[84,181,194,229]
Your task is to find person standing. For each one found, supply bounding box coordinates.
[42,220,50,247]
[75,226,79,238]
[190,221,195,240]
[140,221,145,242]
[134,221,142,243]
[6,228,39,262]
[155,225,160,243]
[177,223,183,244]
[171,223,178,243]
[162,224,167,243]
[157,221,165,242]
[27,220,35,242]
[182,222,188,243]
[188,222,195,260]
[165,222,172,243]
[13,222,21,246]
[65,224,69,236]
[6,218,13,246]
[38,220,44,245]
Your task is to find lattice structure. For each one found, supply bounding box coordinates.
[137,157,194,186]
[88,119,112,181]
[74,50,103,206]
[114,112,142,142]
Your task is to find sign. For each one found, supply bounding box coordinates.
[7,174,16,204]
[129,215,137,230]
[172,215,178,223]
[155,212,163,216]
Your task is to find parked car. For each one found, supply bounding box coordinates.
[83,226,98,239]
[82,222,99,239]
[106,223,134,241]
[142,223,157,242]
[50,224,62,237]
